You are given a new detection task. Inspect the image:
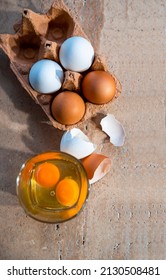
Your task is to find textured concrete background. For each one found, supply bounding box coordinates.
[0,0,165,259]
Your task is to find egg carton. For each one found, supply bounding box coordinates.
[0,0,121,130]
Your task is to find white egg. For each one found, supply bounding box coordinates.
[60,128,96,159]
[29,59,64,94]
[59,36,95,72]
[100,114,125,147]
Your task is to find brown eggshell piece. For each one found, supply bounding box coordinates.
[51,91,85,125]
[82,71,116,104]
[81,153,111,184]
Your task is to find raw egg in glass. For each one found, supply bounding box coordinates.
[16,151,89,223]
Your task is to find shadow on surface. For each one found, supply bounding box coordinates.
[0,53,63,202]
[0,1,42,34]
[0,147,33,199]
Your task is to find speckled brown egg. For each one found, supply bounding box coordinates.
[82,70,116,104]
[51,91,85,125]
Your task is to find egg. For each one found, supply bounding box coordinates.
[56,178,79,207]
[29,59,64,94]
[82,70,116,104]
[51,91,85,125]
[34,162,60,188]
[81,153,112,184]
[100,114,125,146]
[59,36,94,72]
[60,128,96,159]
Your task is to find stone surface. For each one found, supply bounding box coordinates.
[0,0,165,260]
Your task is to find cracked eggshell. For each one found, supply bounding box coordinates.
[100,114,125,147]
[60,128,97,159]
[81,153,112,184]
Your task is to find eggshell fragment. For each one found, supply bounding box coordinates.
[100,114,125,146]
[81,153,111,184]
[60,128,96,159]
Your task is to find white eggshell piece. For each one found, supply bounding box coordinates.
[60,128,96,159]
[59,36,94,72]
[100,114,125,146]
[90,157,111,184]
[29,59,64,94]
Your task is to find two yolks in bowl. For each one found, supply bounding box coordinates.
[34,162,79,207]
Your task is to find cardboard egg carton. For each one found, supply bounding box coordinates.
[0,0,121,130]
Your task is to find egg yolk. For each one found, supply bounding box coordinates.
[56,178,79,207]
[34,162,60,188]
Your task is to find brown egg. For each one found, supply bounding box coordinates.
[51,91,85,125]
[81,153,111,184]
[82,70,116,104]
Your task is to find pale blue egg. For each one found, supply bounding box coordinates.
[59,36,94,72]
[29,59,64,94]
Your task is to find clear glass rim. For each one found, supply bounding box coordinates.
[16,150,90,223]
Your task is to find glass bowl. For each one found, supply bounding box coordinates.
[16,151,89,223]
